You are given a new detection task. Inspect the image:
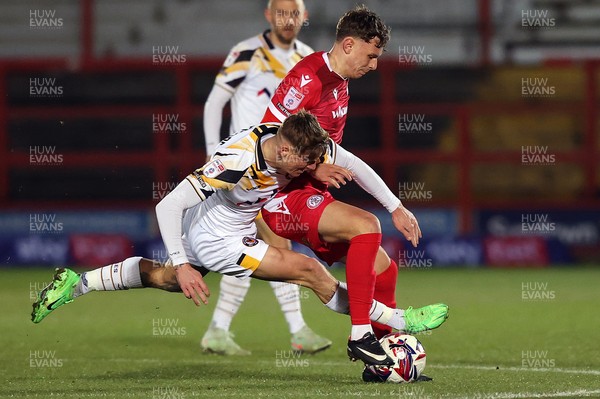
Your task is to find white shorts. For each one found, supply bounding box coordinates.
[181,214,269,279]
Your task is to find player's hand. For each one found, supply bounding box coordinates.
[310,163,353,188]
[205,155,211,163]
[391,206,422,247]
[174,263,210,306]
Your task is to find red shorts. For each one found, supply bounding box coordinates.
[261,179,349,265]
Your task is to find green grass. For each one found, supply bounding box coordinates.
[1,267,599,398]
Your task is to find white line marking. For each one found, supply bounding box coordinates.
[430,363,600,376]
[105,358,600,377]
[443,389,600,399]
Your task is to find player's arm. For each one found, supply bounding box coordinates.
[156,156,248,303]
[204,45,252,155]
[204,85,234,157]
[327,141,422,247]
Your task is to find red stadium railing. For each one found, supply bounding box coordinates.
[1,57,599,236]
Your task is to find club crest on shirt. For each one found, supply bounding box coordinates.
[203,159,226,178]
[283,86,304,111]
[306,194,324,209]
[223,50,239,68]
[242,236,259,247]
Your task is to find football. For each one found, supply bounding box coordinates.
[362,333,427,383]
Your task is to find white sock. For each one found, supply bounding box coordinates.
[324,282,350,314]
[325,282,406,330]
[270,281,305,334]
[371,302,406,330]
[74,257,143,297]
[211,275,251,331]
[350,324,373,341]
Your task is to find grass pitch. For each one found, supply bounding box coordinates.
[1,266,599,398]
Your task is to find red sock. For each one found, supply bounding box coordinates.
[372,259,398,339]
[346,233,381,326]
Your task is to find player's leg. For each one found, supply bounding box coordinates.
[256,216,332,354]
[317,200,383,343]
[201,275,252,356]
[32,257,172,323]
[263,194,449,340]
[263,192,411,343]
[252,245,397,365]
[371,247,397,339]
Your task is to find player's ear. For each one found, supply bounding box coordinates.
[342,37,354,55]
[302,9,308,25]
[264,7,273,25]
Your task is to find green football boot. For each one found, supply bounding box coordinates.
[403,303,449,334]
[201,324,251,356]
[31,268,80,324]
[291,325,332,354]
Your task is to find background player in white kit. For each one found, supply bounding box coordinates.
[201,0,331,355]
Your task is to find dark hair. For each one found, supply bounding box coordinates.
[279,110,329,162]
[335,4,391,48]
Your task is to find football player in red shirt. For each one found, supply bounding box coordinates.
[260,5,448,365]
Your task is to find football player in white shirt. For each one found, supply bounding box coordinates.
[32,111,448,367]
[202,0,331,356]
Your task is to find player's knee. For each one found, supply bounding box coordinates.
[351,212,381,236]
[299,258,328,283]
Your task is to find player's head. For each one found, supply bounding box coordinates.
[265,0,307,46]
[276,110,329,177]
[333,5,391,79]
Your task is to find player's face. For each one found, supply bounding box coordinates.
[345,38,384,79]
[266,0,306,45]
[279,150,318,178]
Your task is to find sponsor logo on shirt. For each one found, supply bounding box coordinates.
[306,195,324,209]
[300,74,312,87]
[203,159,226,178]
[283,86,304,111]
[331,105,348,119]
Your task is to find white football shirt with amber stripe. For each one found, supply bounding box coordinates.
[156,123,400,270]
[215,30,313,136]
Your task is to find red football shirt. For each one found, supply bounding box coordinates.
[261,51,349,144]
